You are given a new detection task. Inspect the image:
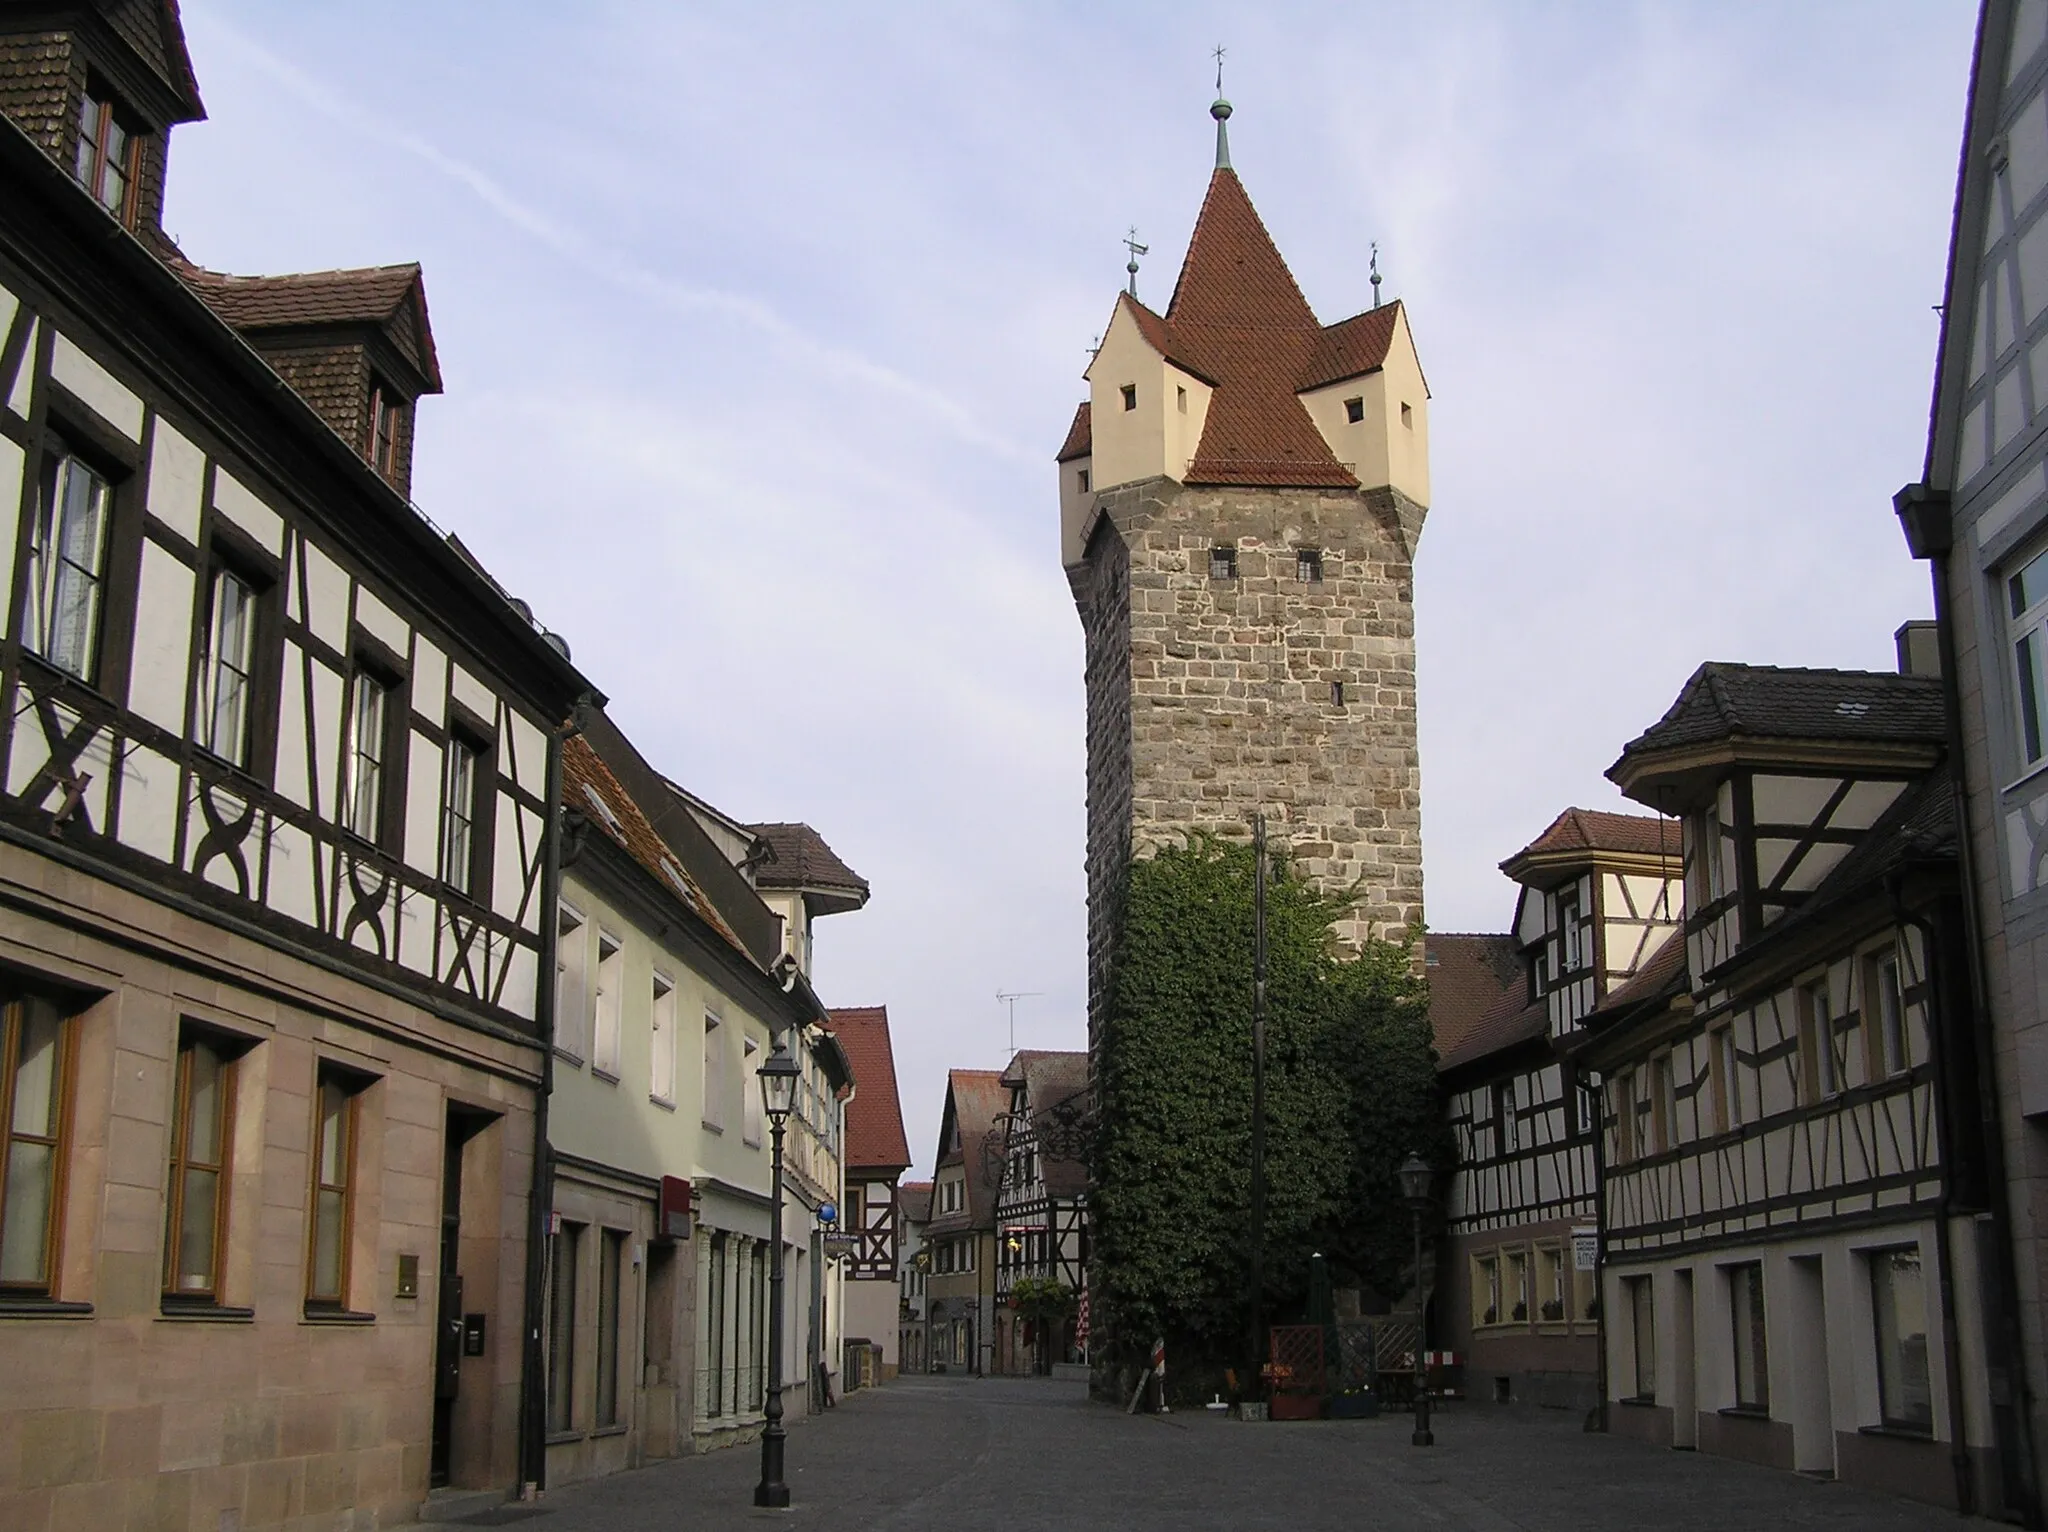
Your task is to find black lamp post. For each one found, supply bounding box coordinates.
[1397,1153,1434,1447]
[754,1038,802,1509]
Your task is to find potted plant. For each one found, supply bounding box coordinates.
[1328,1386,1380,1420]
[1540,1298,1564,1322]
[1482,1305,1497,1325]
[1512,1300,1528,1322]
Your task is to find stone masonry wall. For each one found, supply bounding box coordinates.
[1072,476,1426,1040]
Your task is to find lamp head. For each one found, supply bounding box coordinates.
[1397,1153,1433,1205]
[757,1036,801,1124]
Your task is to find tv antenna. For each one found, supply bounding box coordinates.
[996,989,1043,1055]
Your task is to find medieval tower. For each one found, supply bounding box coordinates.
[1062,96,1430,1041]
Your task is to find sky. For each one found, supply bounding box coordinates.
[162,2,1978,1178]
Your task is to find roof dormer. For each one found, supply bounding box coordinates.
[0,0,206,236]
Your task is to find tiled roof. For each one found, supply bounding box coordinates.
[825,1006,911,1172]
[1057,171,1406,488]
[562,735,749,959]
[1435,986,1548,1074]
[747,822,869,903]
[900,1181,933,1223]
[172,260,443,392]
[1591,930,1688,1021]
[1503,807,1681,873]
[105,0,204,121]
[1002,1050,1091,1200]
[933,1069,1007,1231]
[1425,933,1523,1066]
[1057,401,1092,462]
[1613,664,1946,765]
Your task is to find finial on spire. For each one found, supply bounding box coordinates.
[1370,242,1382,309]
[1124,227,1149,299]
[1210,44,1233,170]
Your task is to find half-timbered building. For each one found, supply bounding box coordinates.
[1438,812,1682,1412]
[925,1069,1004,1373]
[991,1049,1090,1375]
[1900,1,2048,1518]
[1578,657,2003,1513]
[898,1178,932,1374]
[825,1004,912,1380]
[0,5,593,1527]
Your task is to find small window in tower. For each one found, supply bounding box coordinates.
[1345,397,1364,424]
[1297,549,1322,583]
[1209,546,1237,581]
[1332,680,1345,706]
[1078,469,1090,493]
[1177,386,1188,412]
[1121,384,1137,411]
[1401,402,1414,428]
[75,83,140,225]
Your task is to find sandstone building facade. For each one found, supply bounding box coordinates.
[1060,100,1432,1038]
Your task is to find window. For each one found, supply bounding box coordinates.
[650,974,676,1105]
[1496,1081,1517,1151]
[1712,1027,1742,1132]
[1400,401,1413,428]
[1558,892,1582,975]
[1571,1079,1595,1139]
[1344,396,1364,423]
[742,1037,763,1147]
[1629,1275,1657,1398]
[343,669,392,842]
[1331,681,1345,707]
[701,1015,725,1130]
[1651,1053,1676,1154]
[1871,1247,1933,1432]
[704,1231,727,1417]
[1612,1069,1637,1163]
[597,1230,624,1428]
[1868,950,1907,1079]
[24,450,112,681]
[555,904,588,1062]
[306,1068,361,1307]
[547,1222,579,1433]
[367,382,403,479]
[592,932,622,1077]
[1120,383,1137,411]
[2009,543,2048,766]
[164,1032,237,1301]
[1077,468,1090,493]
[1296,548,1322,583]
[440,738,480,893]
[199,568,258,768]
[1729,1262,1769,1411]
[0,993,73,1293]
[1803,979,1839,1101]
[73,85,137,222]
[1507,1249,1530,1322]
[1538,1247,1566,1321]
[1209,546,1237,580]
[1698,805,1728,903]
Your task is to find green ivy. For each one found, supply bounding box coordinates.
[1089,833,1445,1362]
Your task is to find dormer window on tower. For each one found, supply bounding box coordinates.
[1121,384,1137,411]
[74,84,139,225]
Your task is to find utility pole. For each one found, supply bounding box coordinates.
[1248,814,1268,1402]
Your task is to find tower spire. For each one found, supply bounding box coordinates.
[1370,242,1382,309]
[1211,44,1232,170]
[1124,227,1149,298]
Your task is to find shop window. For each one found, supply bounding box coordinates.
[1871,1246,1933,1432]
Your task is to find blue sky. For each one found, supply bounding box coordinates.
[164,2,1976,1175]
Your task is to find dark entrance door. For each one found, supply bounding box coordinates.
[430,1119,465,1487]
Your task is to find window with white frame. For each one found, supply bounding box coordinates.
[1651,1053,1677,1154]
[1559,890,1582,975]
[555,903,588,1061]
[1867,949,1908,1079]
[742,1037,763,1146]
[1496,1080,1517,1151]
[1713,1026,1743,1132]
[2009,543,2048,768]
[1474,1253,1500,1326]
[650,973,675,1105]
[592,932,622,1077]
[1803,978,1840,1101]
[199,567,258,768]
[439,737,480,894]
[701,1014,725,1130]
[24,448,112,682]
[342,668,391,842]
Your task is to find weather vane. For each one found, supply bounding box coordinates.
[1370,242,1382,309]
[1124,226,1149,299]
[1214,43,1226,94]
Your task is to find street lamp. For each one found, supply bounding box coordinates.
[1398,1153,1435,1447]
[754,1037,802,1509]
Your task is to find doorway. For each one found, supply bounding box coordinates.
[1788,1256,1835,1476]
[1673,1269,1698,1449]
[429,1106,493,1489]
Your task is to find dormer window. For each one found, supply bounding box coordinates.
[1344,397,1364,423]
[1121,384,1137,411]
[1077,469,1091,493]
[74,86,139,225]
[367,382,403,481]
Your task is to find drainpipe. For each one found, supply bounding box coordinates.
[518,701,588,1496]
[1889,877,1978,1516]
[1898,483,2043,1522]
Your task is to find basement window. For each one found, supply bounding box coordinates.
[1296,548,1322,583]
[1401,402,1414,428]
[1345,397,1364,424]
[1077,469,1090,492]
[1121,384,1137,411]
[1209,546,1237,581]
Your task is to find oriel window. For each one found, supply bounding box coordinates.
[74,86,137,222]
[439,739,479,893]
[25,451,112,682]
[0,994,74,1293]
[306,1069,360,1307]
[200,568,258,767]
[164,1032,237,1301]
[344,669,391,842]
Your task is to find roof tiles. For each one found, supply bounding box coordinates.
[825,1007,912,1173]
[1614,664,1946,765]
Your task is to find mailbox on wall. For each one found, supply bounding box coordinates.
[659,1176,693,1241]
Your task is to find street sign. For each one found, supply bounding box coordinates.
[1572,1227,1599,1272]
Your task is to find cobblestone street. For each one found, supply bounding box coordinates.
[473,1375,1997,1531]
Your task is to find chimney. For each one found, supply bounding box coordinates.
[1895,620,1942,679]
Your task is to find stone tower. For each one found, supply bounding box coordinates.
[1061,99,1430,1042]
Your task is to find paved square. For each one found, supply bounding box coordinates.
[480,1375,1996,1530]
